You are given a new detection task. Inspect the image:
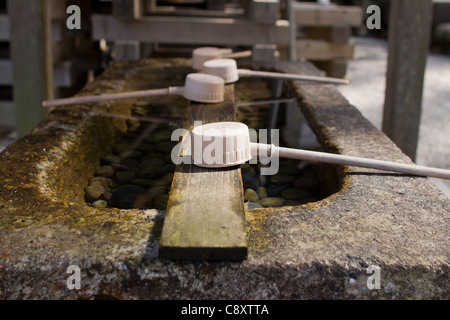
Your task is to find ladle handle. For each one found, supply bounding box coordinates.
[251,143,450,180]
[42,86,184,107]
[238,69,349,85]
[222,50,252,59]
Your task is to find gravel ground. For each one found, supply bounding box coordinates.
[337,37,450,196]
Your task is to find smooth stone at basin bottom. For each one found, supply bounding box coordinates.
[244,189,259,202]
[258,197,286,207]
[256,187,268,200]
[85,185,105,201]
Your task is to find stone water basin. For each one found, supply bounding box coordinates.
[0,58,448,299]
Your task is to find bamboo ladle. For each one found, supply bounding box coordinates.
[42,73,225,107]
[190,122,450,180]
[202,58,350,85]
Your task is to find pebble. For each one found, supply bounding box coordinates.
[95,165,114,178]
[134,186,167,208]
[245,202,264,210]
[293,175,320,190]
[110,163,128,171]
[244,189,259,202]
[384,282,395,294]
[101,154,121,164]
[92,200,108,208]
[256,187,268,200]
[85,185,105,201]
[89,177,112,189]
[281,188,313,200]
[258,197,285,207]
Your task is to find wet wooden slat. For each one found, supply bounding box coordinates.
[159,84,248,261]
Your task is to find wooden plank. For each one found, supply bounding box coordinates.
[91,14,290,45]
[296,39,354,60]
[382,0,433,161]
[293,2,362,27]
[159,84,248,261]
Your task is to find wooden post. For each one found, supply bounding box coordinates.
[8,0,53,137]
[382,0,433,161]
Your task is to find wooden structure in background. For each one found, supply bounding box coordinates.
[99,0,288,61]
[290,1,362,78]
[382,0,433,161]
[2,0,99,135]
